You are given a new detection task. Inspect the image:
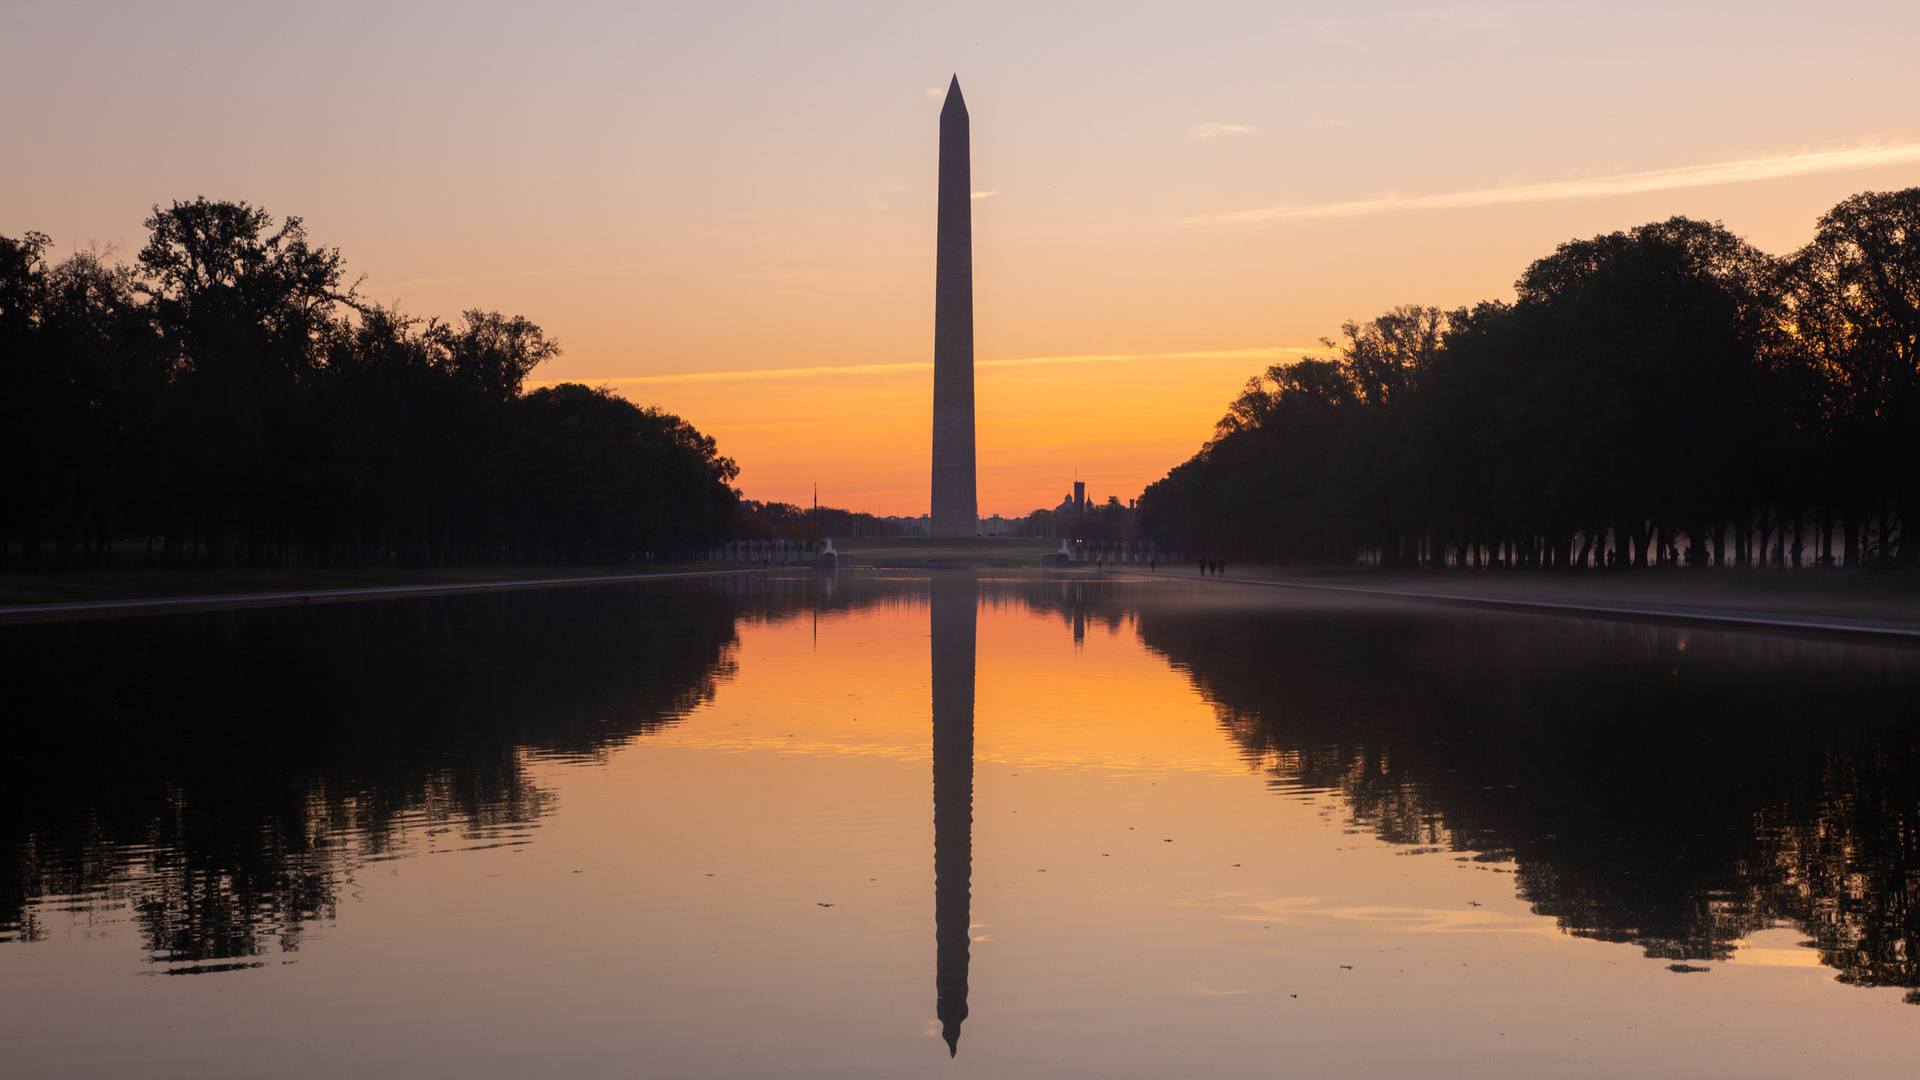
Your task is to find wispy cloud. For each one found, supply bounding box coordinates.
[1177,140,1920,227]
[985,346,1310,370]
[1189,122,1254,140]
[971,189,998,200]
[539,346,1317,389]
[568,361,928,387]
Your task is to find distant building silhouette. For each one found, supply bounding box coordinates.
[931,76,978,538]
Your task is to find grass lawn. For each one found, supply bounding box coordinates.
[833,536,1060,567]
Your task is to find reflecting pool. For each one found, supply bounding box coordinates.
[4,572,1919,1077]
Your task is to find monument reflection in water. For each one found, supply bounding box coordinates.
[10,575,1920,1076]
[930,574,975,1055]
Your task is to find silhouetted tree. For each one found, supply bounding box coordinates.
[1780,189,1920,569]
[1137,201,1906,569]
[0,197,741,570]
[0,231,52,568]
[512,384,738,561]
[735,499,906,541]
[138,197,354,565]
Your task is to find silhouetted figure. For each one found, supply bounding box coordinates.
[1215,557,1226,576]
[930,575,977,1056]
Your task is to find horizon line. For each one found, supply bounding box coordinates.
[531,346,1320,389]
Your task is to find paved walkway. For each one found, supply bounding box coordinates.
[0,568,776,626]
[12,563,1916,641]
[1182,572,1920,641]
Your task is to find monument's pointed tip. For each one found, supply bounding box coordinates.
[944,1031,960,1057]
[942,74,966,114]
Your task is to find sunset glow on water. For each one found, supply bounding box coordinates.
[5,574,1919,1077]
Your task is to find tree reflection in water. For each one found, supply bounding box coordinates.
[0,576,817,969]
[8,573,1919,1012]
[1124,590,1920,1000]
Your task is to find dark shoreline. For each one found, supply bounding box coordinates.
[7,562,1918,642]
[1176,570,1920,643]
[0,567,777,626]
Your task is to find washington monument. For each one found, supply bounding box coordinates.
[931,75,977,538]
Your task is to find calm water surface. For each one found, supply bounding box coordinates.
[4,572,1920,1077]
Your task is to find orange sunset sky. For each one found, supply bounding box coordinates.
[6,2,1918,517]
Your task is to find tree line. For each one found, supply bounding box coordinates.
[732,499,910,542]
[0,197,739,570]
[1137,189,1920,570]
